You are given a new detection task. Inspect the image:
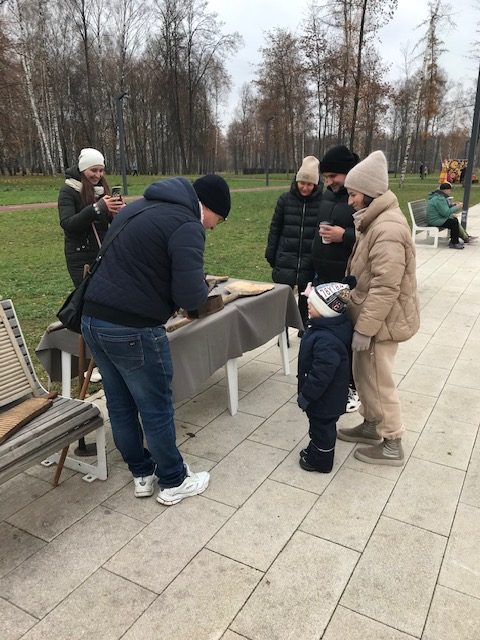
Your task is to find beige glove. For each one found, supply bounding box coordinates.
[352,331,371,352]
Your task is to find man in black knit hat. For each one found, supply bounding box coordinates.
[311,144,360,412]
[82,175,231,506]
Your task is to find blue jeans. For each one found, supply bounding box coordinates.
[81,316,186,488]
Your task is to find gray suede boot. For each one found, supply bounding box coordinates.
[337,420,381,445]
[354,438,404,467]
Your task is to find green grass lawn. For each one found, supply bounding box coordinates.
[0,173,292,205]
[1,175,479,385]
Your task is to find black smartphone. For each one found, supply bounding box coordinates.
[111,186,122,197]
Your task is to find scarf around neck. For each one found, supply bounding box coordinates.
[65,177,104,198]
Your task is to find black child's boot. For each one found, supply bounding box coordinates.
[299,441,335,473]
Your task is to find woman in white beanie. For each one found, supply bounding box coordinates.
[337,150,420,466]
[58,148,124,386]
[58,148,124,288]
[265,156,323,334]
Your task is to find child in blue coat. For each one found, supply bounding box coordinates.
[297,277,355,472]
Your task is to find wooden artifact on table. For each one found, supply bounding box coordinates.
[166,280,275,332]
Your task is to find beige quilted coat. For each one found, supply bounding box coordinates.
[346,190,420,342]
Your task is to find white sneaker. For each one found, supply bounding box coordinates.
[346,387,361,413]
[84,366,102,383]
[156,465,209,506]
[133,473,156,498]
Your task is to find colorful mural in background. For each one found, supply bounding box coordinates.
[439,159,467,183]
[439,159,478,184]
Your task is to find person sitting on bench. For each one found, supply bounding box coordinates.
[426,182,477,249]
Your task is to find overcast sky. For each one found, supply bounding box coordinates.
[207,0,480,125]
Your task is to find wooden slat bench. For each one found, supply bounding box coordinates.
[407,199,449,248]
[0,299,107,485]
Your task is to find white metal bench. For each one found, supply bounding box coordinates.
[407,199,449,248]
[0,299,107,485]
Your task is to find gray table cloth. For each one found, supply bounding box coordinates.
[36,280,302,402]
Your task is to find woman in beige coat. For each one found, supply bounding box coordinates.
[337,151,420,466]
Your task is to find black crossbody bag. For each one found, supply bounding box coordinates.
[57,204,156,333]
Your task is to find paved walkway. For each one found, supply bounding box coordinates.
[1,208,480,640]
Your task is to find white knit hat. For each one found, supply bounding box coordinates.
[78,148,105,172]
[308,282,352,317]
[296,156,319,185]
[344,150,388,198]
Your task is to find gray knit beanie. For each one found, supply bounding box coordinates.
[296,156,320,185]
[344,150,388,198]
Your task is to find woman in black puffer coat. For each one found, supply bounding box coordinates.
[58,148,124,287]
[265,156,323,330]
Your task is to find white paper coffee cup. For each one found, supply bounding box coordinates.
[320,221,333,244]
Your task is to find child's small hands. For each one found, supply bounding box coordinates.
[297,393,309,411]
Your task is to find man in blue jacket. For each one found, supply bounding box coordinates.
[81,175,231,505]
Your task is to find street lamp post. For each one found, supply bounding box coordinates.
[116,92,128,195]
[462,65,480,230]
[265,116,274,187]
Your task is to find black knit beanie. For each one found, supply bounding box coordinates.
[193,175,231,219]
[320,145,359,174]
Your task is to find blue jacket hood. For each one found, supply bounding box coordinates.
[144,177,201,219]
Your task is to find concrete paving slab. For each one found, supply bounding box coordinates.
[204,440,287,507]
[323,606,417,639]
[423,584,480,640]
[248,401,308,451]
[0,597,36,640]
[300,467,394,551]
[20,568,156,640]
[0,473,51,521]
[433,383,480,425]
[398,363,449,397]
[175,384,232,426]
[105,496,233,593]
[237,378,296,418]
[412,411,478,470]
[207,479,316,570]
[460,454,480,508]
[341,516,446,637]
[397,389,436,433]
[231,531,358,640]
[439,502,480,599]
[7,465,132,541]
[122,549,262,640]
[0,507,143,618]
[179,410,263,461]
[384,457,464,535]
[0,522,45,579]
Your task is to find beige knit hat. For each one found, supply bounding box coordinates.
[296,156,320,185]
[344,150,388,198]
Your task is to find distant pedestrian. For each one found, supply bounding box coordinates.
[131,161,138,176]
[297,279,355,473]
[419,162,425,180]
